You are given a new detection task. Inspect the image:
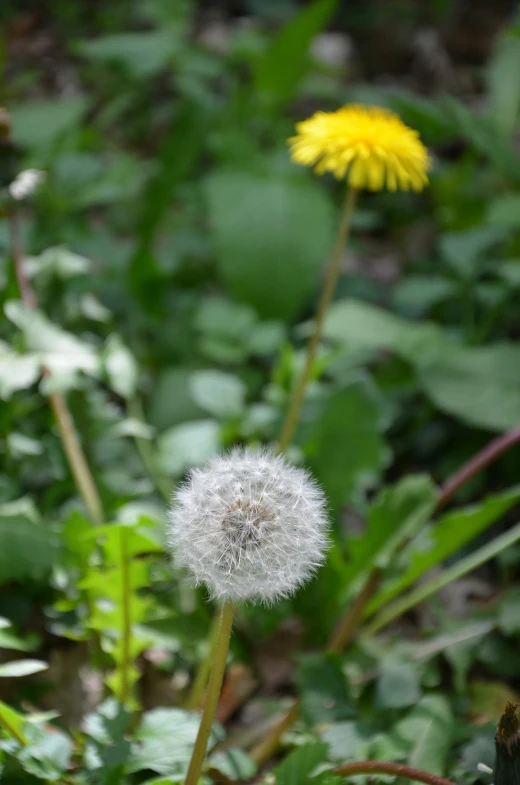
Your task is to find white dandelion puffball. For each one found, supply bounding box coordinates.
[167,447,329,604]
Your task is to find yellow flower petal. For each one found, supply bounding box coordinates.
[288,104,431,193]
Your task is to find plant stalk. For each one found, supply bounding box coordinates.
[119,528,132,706]
[334,760,456,785]
[8,208,104,525]
[184,601,234,785]
[185,608,222,710]
[277,187,358,453]
[128,396,172,502]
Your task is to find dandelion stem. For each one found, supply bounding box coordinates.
[184,608,222,710]
[277,187,358,454]
[8,208,104,526]
[334,761,456,785]
[184,601,234,785]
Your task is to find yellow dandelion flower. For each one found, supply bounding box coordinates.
[288,104,431,192]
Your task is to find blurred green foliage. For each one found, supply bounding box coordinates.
[1,0,520,782]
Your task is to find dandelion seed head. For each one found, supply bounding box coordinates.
[167,447,329,604]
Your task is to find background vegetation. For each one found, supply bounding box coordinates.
[1,0,520,782]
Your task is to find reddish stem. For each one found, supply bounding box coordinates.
[335,761,456,785]
[437,427,520,510]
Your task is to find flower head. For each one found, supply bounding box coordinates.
[167,447,329,604]
[289,104,430,192]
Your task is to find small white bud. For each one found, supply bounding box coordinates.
[9,169,46,201]
[167,447,329,604]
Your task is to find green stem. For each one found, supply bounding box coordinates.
[119,527,132,706]
[8,209,104,526]
[335,760,456,785]
[185,601,234,785]
[277,187,358,453]
[0,704,27,746]
[128,396,172,502]
[363,520,520,636]
[185,608,222,711]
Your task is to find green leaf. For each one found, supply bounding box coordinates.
[396,695,453,775]
[104,335,139,400]
[0,660,48,678]
[148,367,207,431]
[10,97,87,148]
[498,587,520,634]
[0,508,58,583]
[205,169,335,319]
[0,700,28,744]
[209,748,257,781]
[157,420,221,476]
[320,721,371,762]
[487,194,520,228]
[19,726,73,781]
[367,485,520,616]
[376,659,421,709]
[305,379,389,508]
[253,0,337,105]
[77,31,179,78]
[128,708,222,777]
[418,346,520,431]
[297,653,356,724]
[190,370,246,419]
[5,301,100,391]
[486,22,520,135]
[342,474,438,594]
[274,742,328,785]
[0,342,40,399]
[440,227,505,278]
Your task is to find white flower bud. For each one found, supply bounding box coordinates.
[9,169,46,201]
[167,447,329,604]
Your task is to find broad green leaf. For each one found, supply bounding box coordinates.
[11,97,87,148]
[324,299,520,431]
[205,169,335,319]
[104,335,138,399]
[5,301,100,390]
[342,474,438,593]
[0,343,40,399]
[128,708,222,777]
[297,653,355,724]
[367,485,520,616]
[305,379,389,508]
[253,0,337,104]
[0,510,58,583]
[487,194,520,228]
[396,695,453,775]
[157,420,221,476]
[19,726,73,781]
[498,587,520,634]
[440,227,505,278]
[24,246,91,279]
[320,721,371,762]
[77,31,179,78]
[209,748,257,781]
[418,348,520,431]
[274,742,328,785]
[189,370,246,419]
[486,22,520,135]
[0,660,48,678]
[376,659,421,709]
[0,700,28,744]
[148,367,207,431]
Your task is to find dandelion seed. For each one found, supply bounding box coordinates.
[167,447,329,604]
[288,104,430,192]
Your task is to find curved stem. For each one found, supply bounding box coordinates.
[8,209,104,525]
[277,187,358,453]
[334,760,456,785]
[250,701,300,764]
[327,568,382,653]
[437,427,520,509]
[185,601,234,785]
